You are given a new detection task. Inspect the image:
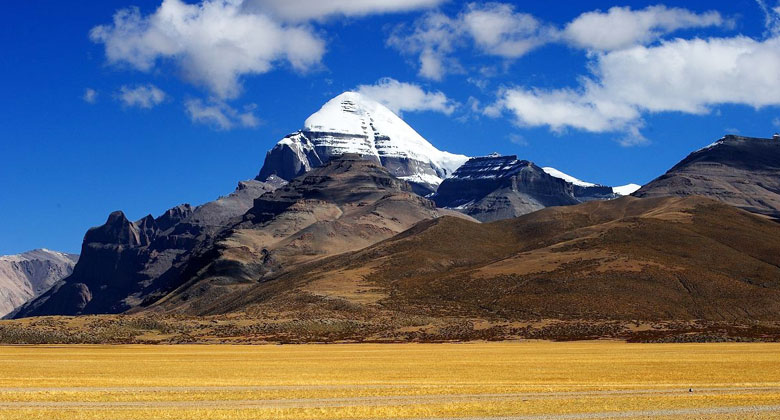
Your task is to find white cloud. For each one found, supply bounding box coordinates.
[83,88,98,104]
[387,12,461,81]
[773,117,780,128]
[388,3,555,80]
[755,0,780,35]
[90,0,325,99]
[356,78,457,115]
[243,0,444,21]
[495,87,639,134]
[461,3,555,58]
[491,35,780,145]
[507,133,528,146]
[185,99,259,130]
[118,84,166,109]
[564,6,726,51]
[389,3,730,79]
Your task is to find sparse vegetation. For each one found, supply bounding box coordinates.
[3,315,780,344]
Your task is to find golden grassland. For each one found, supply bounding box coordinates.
[0,342,779,419]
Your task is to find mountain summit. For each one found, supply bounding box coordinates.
[634,134,780,218]
[256,92,468,195]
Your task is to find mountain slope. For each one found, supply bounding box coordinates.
[198,195,780,323]
[256,92,468,195]
[147,154,473,315]
[0,249,78,317]
[12,178,285,318]
[634,134,780,217]
[433,155,619,222]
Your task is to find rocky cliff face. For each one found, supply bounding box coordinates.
[12,178,285,318]
[433,154,615,222]
[0,249,78,317]
[256,92,468,195]
[634,134,780,218]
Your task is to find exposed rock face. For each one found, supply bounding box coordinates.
[433,154,608,222]
[256,92,468,195]
[634,134,780,218]
[149,154,473,315]
[0,249,78,317]
[12,178,285,318]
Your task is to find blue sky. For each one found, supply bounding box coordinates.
[1,0,780,255]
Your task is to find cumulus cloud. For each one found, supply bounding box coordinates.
[461,3,555,58]
[390,3,729,79]
[185,99,259,130]
[243,0,444,21]
[118,84,166,109]
[491,35,780,145]
[83,88,98,104]
[356,78,457,115]
[388,3,555,80]
[563,6,726,51]
[90,0,326,99]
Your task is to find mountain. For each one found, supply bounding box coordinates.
[13,91,472,319]
[0,249,78,317]
[634,134,780,218]
[432,154,624,222]
[12,178,285,318]
[542,167,641,196]
[201,195,780,324]
[145,154,473,315]
[256,92,468,195]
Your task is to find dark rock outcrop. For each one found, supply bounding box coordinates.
[12,179,284,318]
[433,155,583,222]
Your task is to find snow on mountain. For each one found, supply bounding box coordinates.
[0,249,78,317]
[303,92,467,174]
[257,92,468,194]
[542,167,597,187]
[445,154,528,181]
[544,167,640,196]
[613,184,642,196]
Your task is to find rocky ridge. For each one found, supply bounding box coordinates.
[433,154,620,222]
[0,249,78,317]
[12,177,285,318]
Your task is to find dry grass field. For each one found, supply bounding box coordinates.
[0,342,779,419]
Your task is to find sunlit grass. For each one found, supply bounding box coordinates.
[0,342,778,419]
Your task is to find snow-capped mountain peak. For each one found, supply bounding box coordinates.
[257,91,468,194]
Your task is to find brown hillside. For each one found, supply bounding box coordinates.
[168,196,780,323]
